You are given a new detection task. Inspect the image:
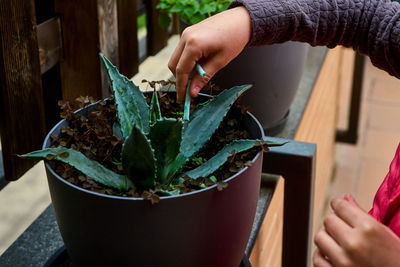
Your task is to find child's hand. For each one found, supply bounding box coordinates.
[168,6,252,102]
[313,195,400,267]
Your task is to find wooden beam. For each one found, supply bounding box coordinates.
[55,0,104,101]
[0,0,47,181]
[117,0,139,78]
[146,0,169,55]
[97,0,119,97]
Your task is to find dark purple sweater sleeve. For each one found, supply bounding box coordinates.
[229,0,400,78]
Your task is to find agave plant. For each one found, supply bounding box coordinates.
[21,54,281,195]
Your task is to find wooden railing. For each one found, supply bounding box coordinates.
[0,0,176,182]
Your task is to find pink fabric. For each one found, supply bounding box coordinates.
[369,143,400,237]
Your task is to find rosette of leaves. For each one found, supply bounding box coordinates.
[21,54,282,196]
[156,0,231,29]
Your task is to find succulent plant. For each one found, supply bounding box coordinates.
[21,54,282,195]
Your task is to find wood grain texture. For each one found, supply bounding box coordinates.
[34,0,63,131]
[117,0,139,78]
[249,47,343,266]
[0,0,46,181]
[295,47,341,234]
[250,177,284,267]
[55,0,103,101]
[98,0,119,97]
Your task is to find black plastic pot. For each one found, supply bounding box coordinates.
[43,97,265,267]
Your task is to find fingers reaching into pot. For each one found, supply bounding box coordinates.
[168,6,252,102]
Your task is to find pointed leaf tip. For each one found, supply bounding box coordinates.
[99,54,150,137]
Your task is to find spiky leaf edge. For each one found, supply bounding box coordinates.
[100,54,150,138]
[166,84,252,181]
[185,139,287,179]
[20,147,133,190]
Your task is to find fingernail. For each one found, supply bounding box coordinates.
[344,193,353,201]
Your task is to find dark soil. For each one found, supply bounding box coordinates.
[50,91,260,198]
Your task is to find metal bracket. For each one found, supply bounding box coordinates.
[263,137,316,267]
[336,53,365,144]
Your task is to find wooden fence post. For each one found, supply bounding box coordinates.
[98,0,119,97]
[146,0,169,56]
[0,0,47,181]
[55,0,109,101]
[117,0,139,78]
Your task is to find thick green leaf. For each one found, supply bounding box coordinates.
[157,188,180,196]
[186,138,286,179]
[149,90,162,124]
[100,54,150,138]
[122,125,156,188]
[112,122,123,139]
[184,139,260,179]
[166,153,187,182]
[149,118,183,183]
[182,84,252,158]
[166,85,252,181]
[20,147,133,190]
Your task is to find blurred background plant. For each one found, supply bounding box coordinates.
[156,0,231,28]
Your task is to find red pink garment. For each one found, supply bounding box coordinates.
[369,143,400,236]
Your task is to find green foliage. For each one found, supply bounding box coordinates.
[149,90,162,124]
[100,54,150,137]
[137,13,146,31]
[20,147,133,191]
[191,156,206,166]
[156,0,231,28]
[209,176,217,183]
[181,85,252,159]
[164,84,252,182]
[185,139,282,179]
[22,55,285,197]
[122,125,156,189]
[149,118,183,184]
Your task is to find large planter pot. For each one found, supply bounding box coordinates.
[43,99,265,267]
[212,42,309,135]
